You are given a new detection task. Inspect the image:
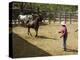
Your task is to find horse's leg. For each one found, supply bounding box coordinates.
[28,27,30,35]
[28,27,32,36]
[29,29,32,37]
[35,28,38,37]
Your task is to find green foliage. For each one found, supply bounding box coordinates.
[12,2,78,12]
[12,2,78,21]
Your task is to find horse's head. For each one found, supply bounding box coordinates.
[38,14,43,22]
[32,14,38,20]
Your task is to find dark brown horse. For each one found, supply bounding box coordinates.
[26,14,43,37]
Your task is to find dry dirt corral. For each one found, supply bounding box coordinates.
[11,22,78,58]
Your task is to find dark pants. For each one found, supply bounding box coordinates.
[63,36,67,50]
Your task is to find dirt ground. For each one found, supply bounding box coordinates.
[11,21,78,58]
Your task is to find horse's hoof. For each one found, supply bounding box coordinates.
[28,33,29,35]
[35,35,37,37]
[35,36,37,37]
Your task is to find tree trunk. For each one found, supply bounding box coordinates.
[20,2,24,13]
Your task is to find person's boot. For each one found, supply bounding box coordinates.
[64,48,67,51]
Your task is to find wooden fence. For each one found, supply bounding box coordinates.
[9,8,78,25]
[47,11,78,24]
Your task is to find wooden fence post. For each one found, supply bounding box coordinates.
[59,12,61,23]
[64,12,66,23]
[70,12,72,24]
[54,12,56,23]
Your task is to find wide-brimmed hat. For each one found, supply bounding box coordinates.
[61,21,66,25]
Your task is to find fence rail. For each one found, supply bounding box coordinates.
[10,9,78,24]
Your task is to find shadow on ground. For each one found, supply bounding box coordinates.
[66,49,78,52]
[10,32,51,58]
[37,35,57,40]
